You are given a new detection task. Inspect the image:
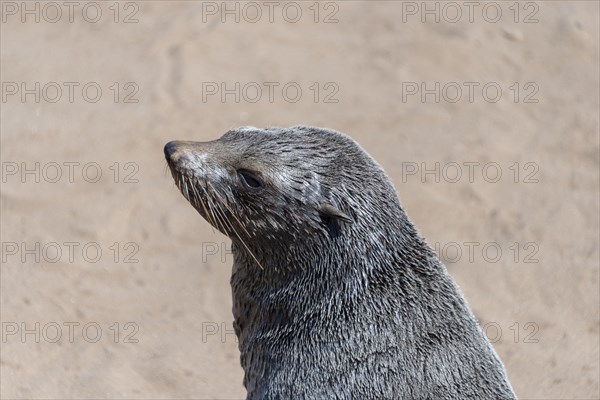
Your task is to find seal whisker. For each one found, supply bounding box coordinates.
[208,189,257,255]
[205,187,238,236]
[176,173,184,197]
[206,192,260,273]
[182,176,191,202]
[208,184,254,239]
[202,182,234,240]
[207,192,230,234]
[195,179,222,232]
[206,191,228,234]
[188,176,217,235]
[207,181,264,270]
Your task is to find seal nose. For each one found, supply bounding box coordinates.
[164,141,179,161]
[164,140,213,165]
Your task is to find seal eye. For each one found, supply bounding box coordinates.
[238,169,262,188]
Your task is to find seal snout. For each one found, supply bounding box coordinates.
[164,141,199,170]
[164,140,182,163]
[164,140,212,165]
[164,140,215,181]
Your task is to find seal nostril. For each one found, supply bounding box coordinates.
[164,141,178,160]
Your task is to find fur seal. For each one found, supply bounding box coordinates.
[164,126,516,399]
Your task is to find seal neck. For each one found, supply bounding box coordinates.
[230,208,437,302]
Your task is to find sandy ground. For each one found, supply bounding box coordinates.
[1,1,598,399]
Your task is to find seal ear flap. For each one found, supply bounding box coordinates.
[319,203,353,223]
[318,202,353,238]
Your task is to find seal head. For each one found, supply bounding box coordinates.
[165,126,364,265]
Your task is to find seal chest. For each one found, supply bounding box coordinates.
[165,126,517,400]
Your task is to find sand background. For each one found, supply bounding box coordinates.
[1,1,598,399]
